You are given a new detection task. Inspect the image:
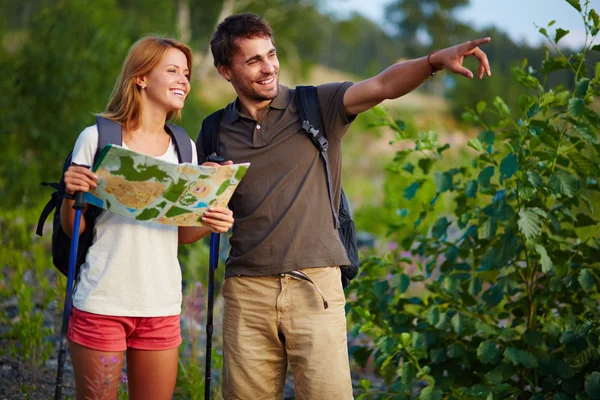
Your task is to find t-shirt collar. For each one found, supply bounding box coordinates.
[223,84,291,124]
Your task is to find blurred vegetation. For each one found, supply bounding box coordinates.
[1,0,599,397]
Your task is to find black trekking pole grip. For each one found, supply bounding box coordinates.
[55,191,85,400]
[73,191,85,210]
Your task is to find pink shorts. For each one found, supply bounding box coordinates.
[67,307,181,352]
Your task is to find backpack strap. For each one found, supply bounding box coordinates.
[197,109,225,161]
[95,115,192,163]
[166,123,193,163]
[295,85,339,229]
[95,116,122,165]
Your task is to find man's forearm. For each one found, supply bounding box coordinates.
[377,56,435,100]
[344,56,435,116]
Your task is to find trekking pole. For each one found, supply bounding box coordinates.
[204,232,220,399]
[55,191,85,400]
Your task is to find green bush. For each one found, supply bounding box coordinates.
[348,2,600,399]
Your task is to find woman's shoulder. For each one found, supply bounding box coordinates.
[78,124,100,142]
[71,124,100,165]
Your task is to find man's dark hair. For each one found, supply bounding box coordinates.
[210,13,274,68]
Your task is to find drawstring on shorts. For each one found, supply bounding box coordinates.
[286,270,329,310]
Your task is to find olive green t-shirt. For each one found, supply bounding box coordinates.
[198,82,354,276]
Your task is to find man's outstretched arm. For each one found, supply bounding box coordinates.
[343,37,492,116]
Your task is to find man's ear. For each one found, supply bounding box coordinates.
[217,65,232,82]
[135,75,147,89]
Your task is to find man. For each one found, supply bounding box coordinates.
[197,13,491,400]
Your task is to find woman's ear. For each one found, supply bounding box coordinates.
[135,75,147,90]
[217,65,232,82]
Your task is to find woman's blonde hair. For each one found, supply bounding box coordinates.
[101,35,192,129]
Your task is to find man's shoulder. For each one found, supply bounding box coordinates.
[315,81,354,97]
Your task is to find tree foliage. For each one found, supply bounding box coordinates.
[349,2,600,398]
[385,0,473,57]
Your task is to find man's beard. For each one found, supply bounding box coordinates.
[242,75,279,102]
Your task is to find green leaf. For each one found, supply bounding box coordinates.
[579,269,595,291]
[555,393,572,400]
[400,363,417,385]
[518,94,534,111]
[419,386,443,400]
[519,186,537,201]
[575,125,598,144]
[451,313,465,335]
[503,347,539,368]
[477,340,500,364]
[569,98,585,117]
[478,218,497,240]
[418,158,434,174]
[518,208,546,239]
[518,350,539,368]
[478,130,495,146]
[371,105,388,117]
[478,166,495,187]
[535,245,554,273]
[550,170,579,197]
[469,278,483,296]
[468,138,484,152]
[569,152,597,176]
[555,28,570,44]
[466,180,478,198]
[566,0,582,12]
[585,372,600,399]
[434,171,453,193]
[591,9,600,29]
[542,57,569,74]
[443,276,462,296]
[493,96,511,117]
[392,274,411,293]
[576,213,598,228]
[447,343,462,358]
[527,171,543,188]
[359,379,371,390]
[427,307,440,326]
[539,91,556,107]
[504,347,520,365]
[430,347,447,364]
[482,284,504,306]
[594,44,600,53]
[500,153,519,179]
[476,101,487,114]
[575,78,591,97]
[431,217,449,238]
[404,181,423,200]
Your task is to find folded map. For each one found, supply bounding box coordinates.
[84,144,249,226]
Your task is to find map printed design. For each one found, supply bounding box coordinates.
[84,144,249,226]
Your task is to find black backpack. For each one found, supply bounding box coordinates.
[197,85,359,288]
[36,116,193,277]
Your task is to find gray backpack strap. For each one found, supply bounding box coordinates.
[166,123,193,163]
[295,85,339,229]
[95,116,122,165]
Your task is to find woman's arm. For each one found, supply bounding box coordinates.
[60,165,97,237]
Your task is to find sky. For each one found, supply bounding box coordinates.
[324,0,599,48]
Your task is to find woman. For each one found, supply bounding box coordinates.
[61,35,232,399]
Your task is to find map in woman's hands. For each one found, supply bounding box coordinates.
[84,144,249,226]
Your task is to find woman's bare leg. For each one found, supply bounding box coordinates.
[69,341,125,400]
[126,347,179,400]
